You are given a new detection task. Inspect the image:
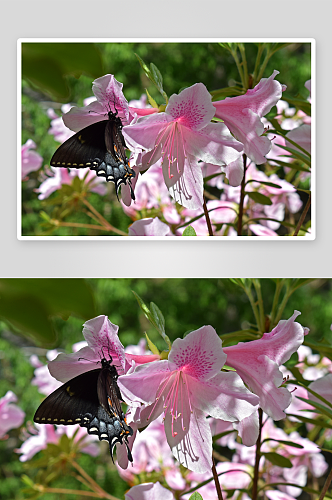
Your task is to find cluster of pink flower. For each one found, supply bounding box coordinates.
[3,310,332,499]
[22,71,310,236]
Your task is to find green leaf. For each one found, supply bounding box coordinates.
[268,159,310,173]
[0,278,96,345]
[261,438,304,449]
[246,191,272,205]
[246,180,282,189]
[150,63,164,93]
[146,88,158,109]
[276,144,311,166]
[286,413,332,429]
[219,330,259,346]
[296,396,332,418]
[145,332,160,355]
[22,42,103,100]
[262,452,292,468]
[183,225,197,236]
[132,291,171,349]
[189,493,203,500]
[150,302,166,336]
[304,340,332,357]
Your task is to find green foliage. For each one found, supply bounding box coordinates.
[0,279,96,345]
[183,225,197,236]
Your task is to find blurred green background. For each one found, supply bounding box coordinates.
[21,42,311,236]
[0,278,330,499]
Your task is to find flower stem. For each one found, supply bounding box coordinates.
[319,466,332,500]
[81,198,128,235]
[71,460,108,497]
[212,457,224,500]
[293,192,311,236]
[252,408,263,500]
[237,154,247,236]
[253,279,265,333]
[270,279,284,328]
[203,197,214,236]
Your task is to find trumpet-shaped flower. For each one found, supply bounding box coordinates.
[223,311,305,420]
[48,315,159,382]
[213,71,285,165]
[118,326,259,473]
[0,391,25,439]
[122,83,243,209]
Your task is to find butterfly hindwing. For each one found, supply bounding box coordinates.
[51,121,109,169]
[34,369,101,425]
[34,359,133,462]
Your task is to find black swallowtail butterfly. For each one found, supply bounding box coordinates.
[50,110,136,200]
[34,356,133,462]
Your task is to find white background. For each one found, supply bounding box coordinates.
[3,0,329,278]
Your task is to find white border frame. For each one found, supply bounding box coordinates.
[17,38,315,241]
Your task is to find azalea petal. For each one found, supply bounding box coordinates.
[128,217,172,236]
[122,113,173,151]
[48,346,99,382]
[82,315,126,370]
[225,156,245,186]
[166,82,215,131]
[92,74,130,122]
[190,371,259,421]
[168,156,204,209]
[63,100,107,132]
[168,325,226,381]
[117,360,170,405]
[166,408,213,474]
[184,123,243,166]
[233,410,259,446]
[125,482,175,500]
[213,71,283,164]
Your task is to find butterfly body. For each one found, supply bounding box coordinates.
[50,111,136,200]
[34,357,133,462]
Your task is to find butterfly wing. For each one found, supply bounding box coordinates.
[34,364,133,462]
[50,119,136,200]
[105,118,128,165]
[51,121,109,170]
[34,369,101,425]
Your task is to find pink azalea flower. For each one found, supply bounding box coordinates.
[117,415,185,490]
[62,74,131,132]
[48,315,158,382]
[122,83,243,210]
[128,217,172,236]
[286,124,311,155]
[36,166,107,200]
[121,161,181,226]
[21,139,43,179]
[309,373,332,405]
[0,391,25,439]
[118,326,259,473]
[223,312,305,420]
[213,71,285,165]
[125,482,175,500]
[47,104,75,143]
[17,423,99,462]
[30,349,62,395]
